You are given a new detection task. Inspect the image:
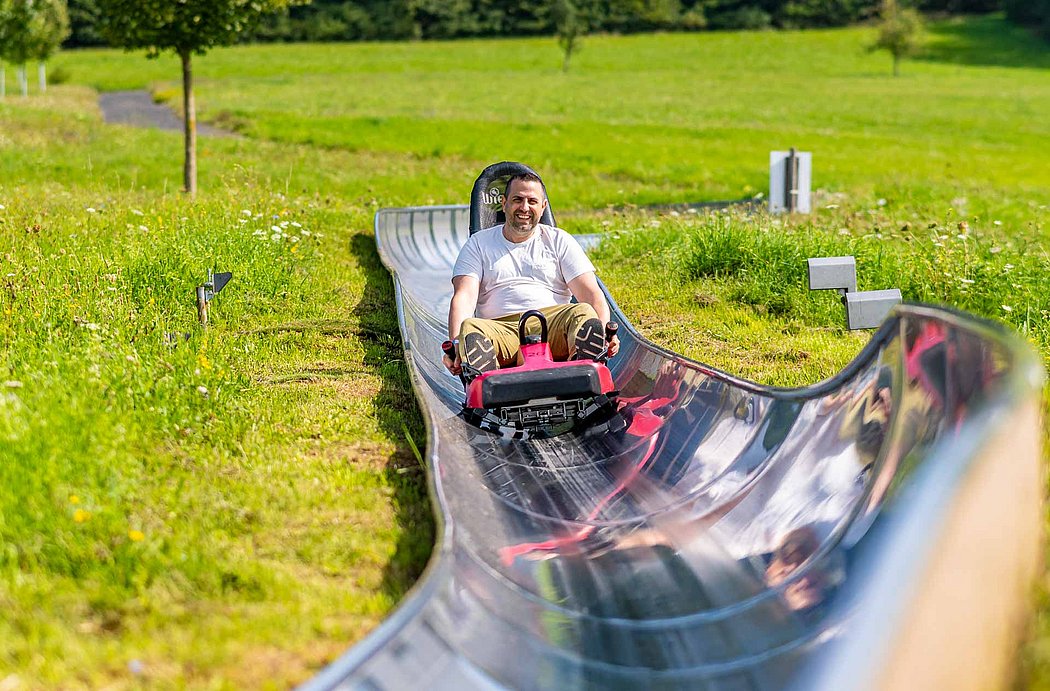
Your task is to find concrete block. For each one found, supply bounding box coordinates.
[846,289,902,330]
[808,256,857,293]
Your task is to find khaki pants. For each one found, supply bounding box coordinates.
[458,303,598,367]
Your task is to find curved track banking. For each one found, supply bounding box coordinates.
[305,205,1043,690]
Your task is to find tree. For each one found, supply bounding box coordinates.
[552,0,585,72]
[0,0,66,96]
[26,0,70,92]
[871,0,923,76]
[95,0,296,195]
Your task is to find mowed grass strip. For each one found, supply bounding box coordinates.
[0,14,1046,686]
[55,15,1050,222]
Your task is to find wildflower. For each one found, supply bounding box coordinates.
[69,495,80,504]
[959,279,975,285]
[271,225,281,232]
[130,209,144,216]
[3,380,22,388]
[138,225,149,232]
[877,198,887,206]
[299,229,311,236]
[1001,305,1013,312]
[128,530,145,542]
[197,353,211,370]
[197,385,209,396]
[291,222,302,228]
[241,209,252,216]
[989,247,1002,254]
[0,204,5,210]
[993,220,1002,226]
[825,204,839,210]
[86,207,97,214]
[73,509,91,523]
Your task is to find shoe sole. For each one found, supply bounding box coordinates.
[574,318,605,361]
[463,332,498,373]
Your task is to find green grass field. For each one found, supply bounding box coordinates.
[1,13,1048,687]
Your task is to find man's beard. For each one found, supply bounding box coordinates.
[506,215,537,235]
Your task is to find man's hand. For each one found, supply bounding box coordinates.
[607,334,620,358]
[443,352,463,376]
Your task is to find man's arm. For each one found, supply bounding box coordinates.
[445,275,480,374]
[567,271,620,357]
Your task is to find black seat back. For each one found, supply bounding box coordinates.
[469,161,556,235]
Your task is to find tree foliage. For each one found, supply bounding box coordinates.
[64,0,1035,47]
[0,0,70,64]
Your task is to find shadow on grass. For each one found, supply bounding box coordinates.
[918,15,1050,70]
[349,232,436,603]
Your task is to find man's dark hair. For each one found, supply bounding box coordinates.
[505,172,543,197]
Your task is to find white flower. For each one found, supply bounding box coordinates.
[3,380,22,388]
[825,204,839,210]
[271,225,281,232]
[86,207,97,213]
[130,209,144,216]
[291,222,302,228]
[270,233,282,241]
[138,225,149,232]
[959,278,974,285]
[299,230,311,236]
[197,385,209,396]
[877,198,887,206]
[993,220,1002,226]
[1001,305,1013,312]
[0,204,6,210]
[289,236,299,243]
[242,209,252,216]
[989,246,1002,254]
[838,228,850,236]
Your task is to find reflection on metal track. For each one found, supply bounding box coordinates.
[304,205,1044,691]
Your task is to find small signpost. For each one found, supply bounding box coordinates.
[770,148,812,214]
[196,270,232,326]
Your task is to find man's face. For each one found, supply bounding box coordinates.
[503,179,547,236]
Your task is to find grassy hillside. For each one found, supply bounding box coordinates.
[0,14,1047,686]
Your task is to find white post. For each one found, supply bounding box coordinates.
[17,64,27,97]
[38,62,46,94]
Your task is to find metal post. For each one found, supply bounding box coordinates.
[196,285,209,326]
[785,147,799,213]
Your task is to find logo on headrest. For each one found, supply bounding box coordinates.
[482,186,505,207]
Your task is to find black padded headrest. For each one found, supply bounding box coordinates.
[469,161,556,235]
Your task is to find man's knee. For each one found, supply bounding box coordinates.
[458,317,489,338]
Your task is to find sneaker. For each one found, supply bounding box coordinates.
[463,332,498,373]
[573,318,605,361]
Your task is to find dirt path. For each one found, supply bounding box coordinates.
[98,90,235,137]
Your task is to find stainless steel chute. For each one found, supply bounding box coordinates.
[304,205,1043,691]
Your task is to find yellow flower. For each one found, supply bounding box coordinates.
[73,509,91,523]
[128,530,145,542]
[197,353,211,370]
[69,494,80,504]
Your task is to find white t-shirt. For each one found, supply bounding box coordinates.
[453,223,596,319]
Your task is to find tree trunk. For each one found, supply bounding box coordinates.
[38,62,46,93]
[180,50,197,196]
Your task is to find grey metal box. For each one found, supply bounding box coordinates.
[846,289,902,330]
[808,256,857,293]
